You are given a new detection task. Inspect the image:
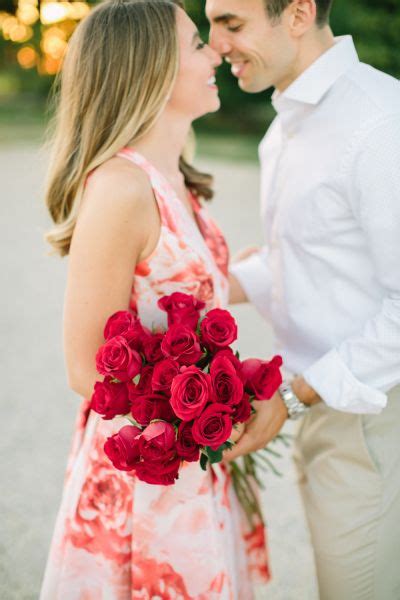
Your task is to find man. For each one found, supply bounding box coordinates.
[206,0,400,598]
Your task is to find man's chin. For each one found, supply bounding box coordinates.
[238,77,272,94]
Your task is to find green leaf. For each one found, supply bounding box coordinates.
[196,316,205,336]
[205,446,224,464]
[200,453,209,471]
[132,374,140,385]
[222,440,233,451]
[235,351,240,359]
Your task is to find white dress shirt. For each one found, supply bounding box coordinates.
[231,36,400,414]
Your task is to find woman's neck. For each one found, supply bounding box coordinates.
[131,112,191,182]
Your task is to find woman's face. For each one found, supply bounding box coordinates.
[168,8,222,121]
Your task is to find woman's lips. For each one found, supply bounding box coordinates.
[207,75,218,89]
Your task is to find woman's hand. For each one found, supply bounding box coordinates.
[229,421,245,444]
[224,392,288,462]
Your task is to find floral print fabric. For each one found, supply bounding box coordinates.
[39,148,270,599]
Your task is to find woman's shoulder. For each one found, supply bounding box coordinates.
[72,156,158,260]
[84,155,153,212]
[75,156,157,251]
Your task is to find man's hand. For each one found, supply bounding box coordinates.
[224,391,288,462]
[228,272,248,304]
[231,246,260,264]
[228,246,261,304]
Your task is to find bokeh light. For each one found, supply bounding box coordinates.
[41,2,71,25]
[0,0,91,75]
[17,45,37,69]
[17,2,40,26]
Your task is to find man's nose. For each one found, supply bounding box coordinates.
[209,28,232,57]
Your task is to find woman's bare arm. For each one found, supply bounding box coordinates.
[63,158,159,399]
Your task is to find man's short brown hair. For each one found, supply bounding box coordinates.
[265,0,333,27]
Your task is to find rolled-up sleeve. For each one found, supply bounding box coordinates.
[229,246,272,320]
[304,115,400,414]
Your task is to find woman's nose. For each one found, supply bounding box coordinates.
[208,45,223,68]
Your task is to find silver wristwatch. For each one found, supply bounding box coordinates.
[279,381,310,420]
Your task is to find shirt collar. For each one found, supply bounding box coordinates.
[272,36,359,113]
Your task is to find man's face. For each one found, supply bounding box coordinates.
[206,0,297,93]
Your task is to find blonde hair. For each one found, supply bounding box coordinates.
[45,0,213,257]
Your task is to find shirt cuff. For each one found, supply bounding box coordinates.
[229,250,271,320]
[303,348,388,414]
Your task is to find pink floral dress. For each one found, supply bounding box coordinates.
[39,148,270,600]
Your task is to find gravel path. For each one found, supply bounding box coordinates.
[0,145,318,599]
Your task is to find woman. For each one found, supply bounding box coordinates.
[40,1,269,598]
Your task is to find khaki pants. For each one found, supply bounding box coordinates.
[294,386,400,600]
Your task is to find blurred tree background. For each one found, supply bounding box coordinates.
[0,0,399,145]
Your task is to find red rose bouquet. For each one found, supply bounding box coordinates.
[90,293,284,526]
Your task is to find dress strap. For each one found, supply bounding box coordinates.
[116,147,159,187]
[188,189,202,214]
[115,147,176,231]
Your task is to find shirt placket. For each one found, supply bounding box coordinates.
[265,116,294,315]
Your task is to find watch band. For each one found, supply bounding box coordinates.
[279,381,310,420]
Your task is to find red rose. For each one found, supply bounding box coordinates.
[170,366,212,421]
[176,422,200,462]
[241,355,283,400]
[210,354,244,407]
[192,403,233,451]
[103,311,150,355]
[152,359,179,393]
[200,308,238,351]
[104,311,135,340]
[103,425,141,471]
[96,335,142,382]
[124,319,152,353]
[231,393,252,424]
[131,393,176,426]
[127,366,154,408]
[215,348,245,381]
[90,378,131,420]
[135,455,181,486]
[158,292,205,330]
[161,324,203,366]
[131,365,154,395]
[139,421,176,462]
[143,333,164,364]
